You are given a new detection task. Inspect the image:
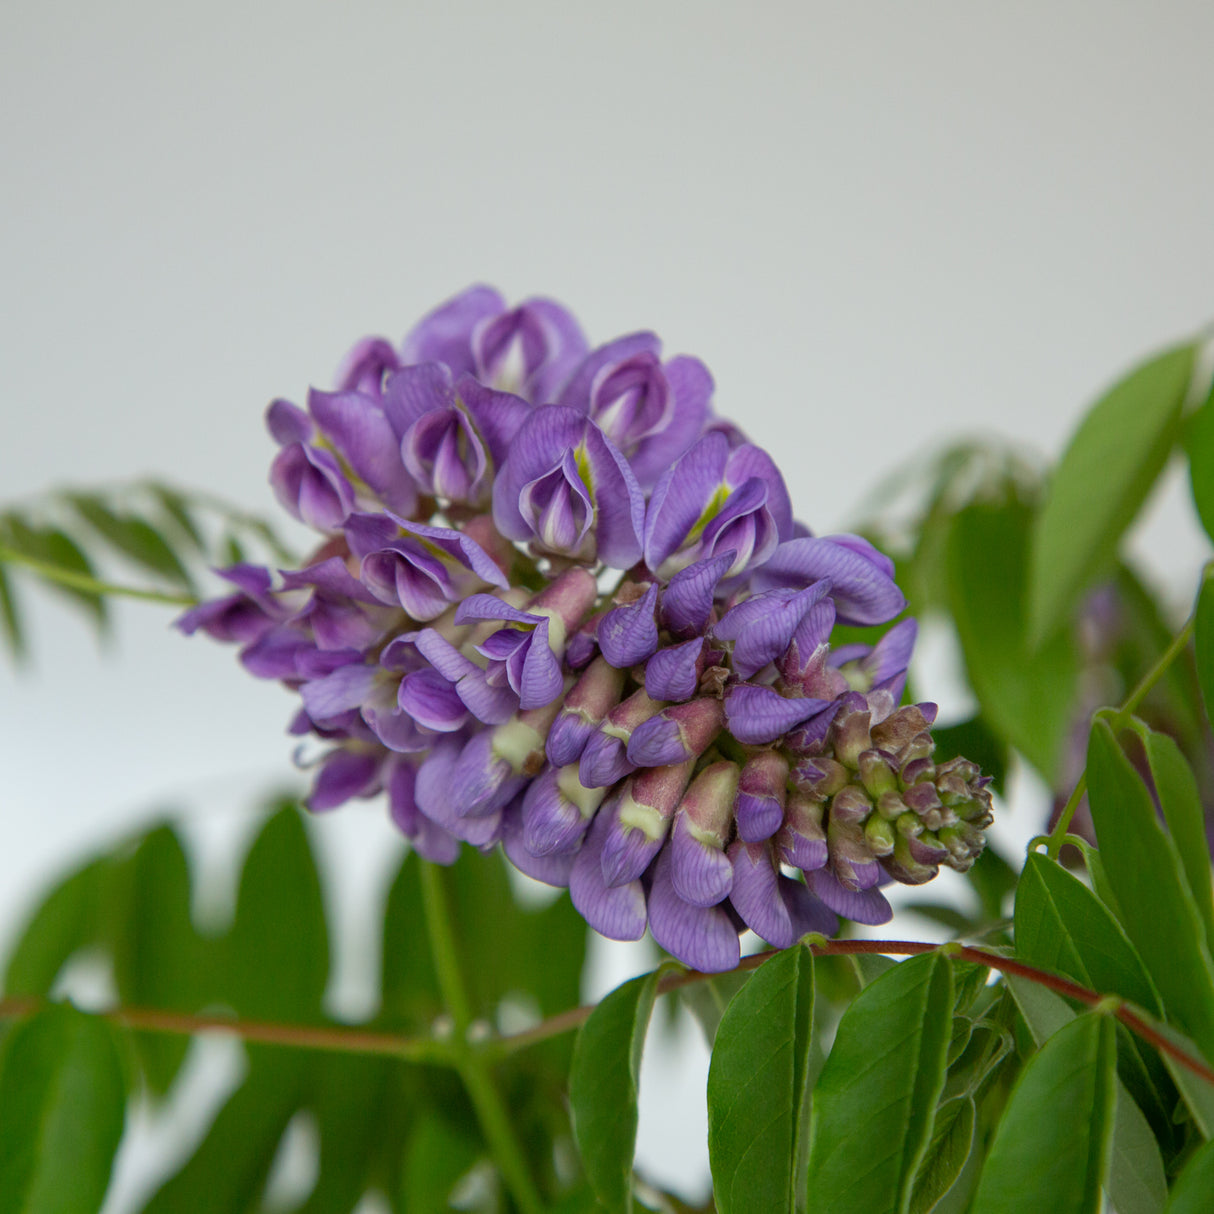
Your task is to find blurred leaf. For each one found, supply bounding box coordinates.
[707,945,815,1214]
[1014,853,1160,1015]
[111,826,200,1096]
[680,969,752,1048]
[0,561,22,659]
[966,845,1020,922]
[1137,725,1214,949]
[0,514,108,632]
[1167,1138,1214,1213]
[909,1095,975,1214]
[1027,344,1194,646]
[569,970,660,1214]
[226,804,329,1022]
[806,952,953,1213]
[947,500,1079,783]
[299,1053,395,1214]
[1004,979,1167,1214]
[3,855,113,996]
[932,714,1010,798]
[381,851,443,1030]
[848,952,897,988]
[0,1005,126,1214]
[940,1018,1013,1103]
[1186,376,1214,546]
[971,1012,1117,1214]
[141,1051,306,1214]
[1197,568,1214,730]
[144,483,206,553]
[67,493,195,591]
[399,1113,482,1214]
[1134,1013,1214,1139]
[1086,717,1214,1062]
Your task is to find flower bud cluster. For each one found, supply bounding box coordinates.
[180,286,993,972]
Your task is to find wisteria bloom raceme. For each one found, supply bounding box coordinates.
[179,285,994,972]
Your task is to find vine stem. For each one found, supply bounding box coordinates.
[0,545,198,607]
[418,861,544,1214]
[1046,594,1200,858]
[3,937,1212,1088]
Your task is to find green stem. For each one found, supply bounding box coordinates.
[0,545,198,607]
[1046,600,1198,858]
[418,862,544,1214]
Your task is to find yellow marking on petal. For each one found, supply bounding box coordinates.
[618,791,668,841]
[528,606,567,654]
[492,720,545,771]
[557,766,609,817]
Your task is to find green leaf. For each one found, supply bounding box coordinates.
[909,1095,975,1214]
[0,561,22,659]
[1186,376,1214,546]
[1137,725,1214,949]
[3,856,112,997]
[381,851,443,1030]
[806,952,953,1214]
[0,515,108,632]
[1004,979,1167,1214]
[0,1005,126,1214]
[144,482,206,553]
[569,970,660,1213]
[67,493,195,590]
[399,1113,482,1214]
[1028,343,1194,646]
[971,1012,1117,1214]
[946,500,1079,782]
[225,804,329,1022]
[141,1052,306,1214]
[1167,1138,1214,1213]
[111,826,200,1096]
[1014,852,1160,1015]
[707,945,815,1214]
[1086,717,1214,1062]
[1196,568,1214,730]
[680,969,752,1048]
[1133,1012,1214,1139]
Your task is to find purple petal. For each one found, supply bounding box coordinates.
[309,749,381,812]
[388,763,460,864]
[723,684,833,745]
[570,808,648,941]
[647,846,741,972]
[517,621,565,709]
[659,551,735,637]
[804,867,893,925]
[491,405,588,541]
[458,377,533,465]
[308,388,416,513]
[643,432,730,572]
[520,766,596,856]
[644,637,704,702]
[399,668,469,732]
[401,285,505,377]
[266,398,313,445]
[270,444,354,530]
[628,356,714,489]
[335,336,400,397]
[728,842,837,948]
[578,731,636,789]
[300,663,379,720]
[598,584,660,669]
[751,537,906,627]
[500,800,575,887]
[580,424,646,569]
[670,811,733,907]
[414,736,504,847]
[557,332,660,412]
[716,583,831,680]
[723,444,793,541]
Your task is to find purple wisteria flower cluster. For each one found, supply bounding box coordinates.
[179,286,993,972]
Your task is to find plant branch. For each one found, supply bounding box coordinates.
[418,861,544,1214]
[0,545,199,607]
[6,936,1210,1089]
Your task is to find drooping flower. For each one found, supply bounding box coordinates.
[180,287,994,973]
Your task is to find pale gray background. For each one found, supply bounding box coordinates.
[3,2,1213,1208]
